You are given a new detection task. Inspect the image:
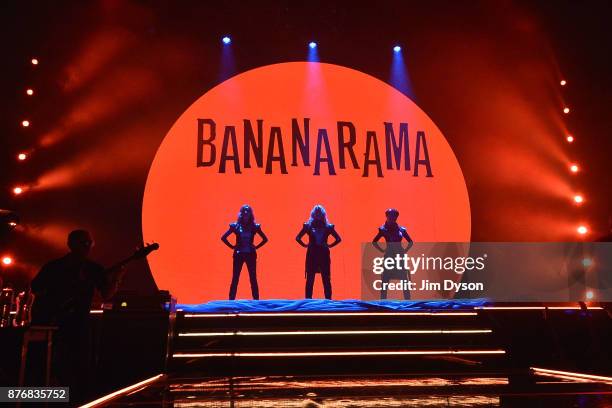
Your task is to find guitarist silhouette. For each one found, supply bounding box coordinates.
[29,229,158,402]
[31,230,158,325]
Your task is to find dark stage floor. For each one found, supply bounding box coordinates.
[93,372,612,407]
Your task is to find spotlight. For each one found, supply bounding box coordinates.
[566,135,574,143]
[17,153,27,161]
[393,45,401,53]
[563,107,570,114]
[13,186,24,195]
[560,80,567,86]
[222,36,231,45]
[0,210,19,230]
[570,164,579,173]
[309,41,317,49]
[577,225,588,235]
[1,256,13,266]
[573,195,583,204]
[26,88,34,96]
[21,120,30,127]
[31,58,39,65]
[585,290,594,300]
[582,258,593,268]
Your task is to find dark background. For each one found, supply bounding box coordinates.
[0,0,610,297]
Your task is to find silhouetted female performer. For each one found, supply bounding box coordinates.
[296,205,341,299]
[221,205,268,300]
[373,208,413,300]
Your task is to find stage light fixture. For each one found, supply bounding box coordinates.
[309,41,317,49]
[17,153,27,161]
[179,328,493,337]
[570,164,579,173]
[1,256,13,266]
[532,367,612,385]
[174,349,506,358]
[31,58,39,65]
[560,80,567,86]
[573,195,583,204]
[566,135,574,143]
[222,36,231,45]
[79,374,166,408]
[577,225,588,235]
[586,290,594,300]
[12,187,24,195]
[26,88,34,96]
[21,120,30,127]
[563,107,570,114]
[393,45,401,52]
[582,258,593,268]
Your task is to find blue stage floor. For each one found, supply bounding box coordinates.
[176,298,489,313]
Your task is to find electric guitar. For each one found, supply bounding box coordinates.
[107,243,159,271]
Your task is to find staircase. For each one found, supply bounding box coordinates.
[170,310,508,376]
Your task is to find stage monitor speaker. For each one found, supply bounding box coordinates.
[95,290,175,394]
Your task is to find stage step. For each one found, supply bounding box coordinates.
[170,348,508,375]
[177,310,486,330]
[175,327,495,349]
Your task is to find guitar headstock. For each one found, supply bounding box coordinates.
[133,242,160,259]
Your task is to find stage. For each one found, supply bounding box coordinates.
[78,300,612,407]
[169,300,610,374]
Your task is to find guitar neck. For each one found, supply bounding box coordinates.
[104,243,159,273]
[107,255,136,272]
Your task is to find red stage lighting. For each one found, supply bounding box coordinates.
[560,80,567,86]
[12,186,24,195]
[577,225,588,235]
[563,107,570,114]
[21,120,30,127]
[570,164,579,173]
[1,256,13,266]
[17,153,27,161]
[31,58,39,65]
[26,88,34,96]
[573,195,583,204]
[566,135,574,143]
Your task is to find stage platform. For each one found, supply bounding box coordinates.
[176,298,489,313]
[169,300,610,377]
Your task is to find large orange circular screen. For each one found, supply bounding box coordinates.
[142,62,470,303]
